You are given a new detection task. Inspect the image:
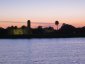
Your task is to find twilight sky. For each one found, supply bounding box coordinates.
[0,0,85,28]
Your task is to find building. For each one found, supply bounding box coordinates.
[27,20,31,29]
[13,29,24,35]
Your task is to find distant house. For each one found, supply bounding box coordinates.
[13,29,24,35]
[11,28,32,35]
[10,28,27,35]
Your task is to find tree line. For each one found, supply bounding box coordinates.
[0,21,85,38]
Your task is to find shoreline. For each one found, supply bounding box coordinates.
[0,34,85,39]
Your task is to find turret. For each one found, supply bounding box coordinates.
[27,20,31,29]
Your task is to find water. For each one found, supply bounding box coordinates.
[0,38,85,64]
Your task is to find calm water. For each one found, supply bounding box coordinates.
[0,38,85,64]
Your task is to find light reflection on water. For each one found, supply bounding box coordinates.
[0,38,85,64]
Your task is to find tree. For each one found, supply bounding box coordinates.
[55,21,59,30]
[60,23,76,34]
[21,25,27,29]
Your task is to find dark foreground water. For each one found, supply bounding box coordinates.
[0,38,85,64]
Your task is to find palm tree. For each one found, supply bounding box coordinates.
[55,21,59,30]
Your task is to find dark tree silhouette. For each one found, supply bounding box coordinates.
[0,19,85,38]
[21,25,27,29]
[60,23,76,34]
[55,21,59,30]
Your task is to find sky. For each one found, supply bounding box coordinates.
[0,0,85,28]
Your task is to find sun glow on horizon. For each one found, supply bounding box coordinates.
[0,0,85,28]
